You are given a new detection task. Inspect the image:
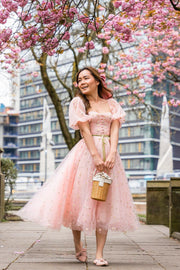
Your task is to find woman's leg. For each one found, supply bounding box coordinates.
[72,230,82,253]
[72,230,87,262]
[95,230,108,259]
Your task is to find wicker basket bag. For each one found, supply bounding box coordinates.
[91,172,112,201]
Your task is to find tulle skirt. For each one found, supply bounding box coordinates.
[17,137,139,234]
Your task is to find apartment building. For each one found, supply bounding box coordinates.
[0,107,19,166]
[17,70,180,181]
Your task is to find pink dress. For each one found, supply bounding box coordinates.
[18,97,139,234]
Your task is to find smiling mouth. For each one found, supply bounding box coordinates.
[81,86,88,90]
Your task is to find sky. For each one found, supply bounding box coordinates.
[0,16,14,108]
[0,72,11,107]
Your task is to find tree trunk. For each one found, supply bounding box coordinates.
[39,53,76,150]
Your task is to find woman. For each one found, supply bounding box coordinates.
[18,67,138,266]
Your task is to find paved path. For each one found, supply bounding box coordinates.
[0,221,180,270]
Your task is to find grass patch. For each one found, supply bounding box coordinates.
[138,214,146,219]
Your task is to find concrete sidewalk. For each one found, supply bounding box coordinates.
[0,221,180,270]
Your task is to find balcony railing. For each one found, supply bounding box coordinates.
[2,154,18,159]
[3,143,18,148]
[3,133,18,137]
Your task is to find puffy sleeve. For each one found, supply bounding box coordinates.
[108,98,126,127]
[69,97,90,130]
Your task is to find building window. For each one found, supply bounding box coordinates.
[120,126,144,138]
[130,159,144,169]
[119,143,144,154]
[144,159,151,170]
[26,85,34,95]
[55,148,68,158]
[51,121,60,131]
[53,134,65,144]
[31,151,40,159]
[20,152,28,159]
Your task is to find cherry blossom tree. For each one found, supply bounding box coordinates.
[0,0,179,149]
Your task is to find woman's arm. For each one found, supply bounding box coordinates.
[105,119,120,170]
[78,121,105,171]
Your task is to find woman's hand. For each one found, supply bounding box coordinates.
[92,154,105,171]
[104,151,116,170]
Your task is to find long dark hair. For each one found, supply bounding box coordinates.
[75,67,113,113]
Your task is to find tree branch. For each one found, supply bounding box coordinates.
[39,53,75,149]
[169,0,180,11]
[51,64,73,100]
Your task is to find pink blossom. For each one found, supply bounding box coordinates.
[102,47,109,54]
[78,47,86,53]
[162,101,168,106]
[153,92,160,97]
[113,1,122,8]
[140,99,145,103]
[12,47,21,53]
[62,32,70,40]
[108,65,114,71]
[0,28,12,42]
[88,24,96,31]
[130,99,136,105]
[31,71,39,77]
[5,59,12,64]
[122,75,128,80]
[133,90,139,94]
[106,40,111,45]
[79,15,89,24]
[14,33,19,39]
[97,33,105,39]
[108,14,114,20]
[100,63,106,68]
[138,93,146,98]
[68,7,78,19]
[124,84,130,89]
[19,0,28,8]
[106,81,112,85]
[47,49,56,56]
[94,22,100,30]
[0,10,9,24]
[169,99,175,105]
[51,37,58,46]
[126,91,131,95]
[98,5,105,11]
[19,11,31,21]
[98,69,104,73]
[85,41,95,50]
[1,0,18,12]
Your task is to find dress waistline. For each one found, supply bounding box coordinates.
[92,135,110,161]
[92,134,110,138]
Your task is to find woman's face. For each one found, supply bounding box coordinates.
[77,69,99,96]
